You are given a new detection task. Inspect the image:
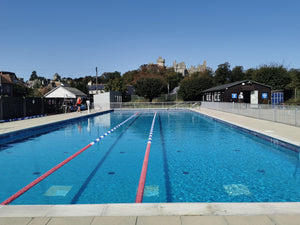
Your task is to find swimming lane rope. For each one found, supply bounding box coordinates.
[135,112,157,203]
[1,112,139,205]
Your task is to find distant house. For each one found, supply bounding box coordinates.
[88,84,107,95]
[202,80,272,104]
[44,85,87,99]
[0,71,21,96]
[126,85,135,96]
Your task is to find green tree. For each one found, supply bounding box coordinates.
[71,77,88,94]
[134,76,166,102]
[83,76,95,84]
[244,68,256,80]
[101,71,121,83]
[287,69,300,100]
[165,71,183,93]
[32,79,42,89]
[29,71,38,81]
[252,64,290,90]
[122,70,139,85]
[178,75,213,101]
[12,83,33,97]
[104,77,126,94]
[230,66,244,82]
[214,62,231,85]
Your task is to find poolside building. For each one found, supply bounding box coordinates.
[44,85,87,99]
[202,80,272,104]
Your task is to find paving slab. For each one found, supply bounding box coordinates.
[225,215,274,225]
[0,217,32,225]
[268,215,300,225]
[137,216,181,225]
[0,205,52,217]
[28,217,51,225]
[158,203,215,216]
[103,203,161,216]
[47,216,94,225]
[91,216,137,225]
[181,216,228,225]
[45,204,105,217]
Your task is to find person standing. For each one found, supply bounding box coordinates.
[76,97,82,112]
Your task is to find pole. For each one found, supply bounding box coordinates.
[96,67,98,94]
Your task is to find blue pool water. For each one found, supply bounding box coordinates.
[0,110,300,204]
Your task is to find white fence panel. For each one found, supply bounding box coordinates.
[201,102,300,127]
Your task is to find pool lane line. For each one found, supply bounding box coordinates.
[71,114,140,204]
[1,112,139,205]
[158,114,173,202]
[135,112,157,203]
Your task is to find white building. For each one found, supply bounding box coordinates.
[44,85,87,99]
[93,91,122,110]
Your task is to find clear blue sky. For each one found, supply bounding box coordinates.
[1,0,299,81]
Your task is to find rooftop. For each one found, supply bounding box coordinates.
[203,80,272,92]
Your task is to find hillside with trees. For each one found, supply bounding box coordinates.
[7,62,300,104]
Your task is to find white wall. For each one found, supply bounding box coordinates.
[93,92,122,110]
[93,92,110,110]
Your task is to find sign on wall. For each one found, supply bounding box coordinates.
[232,93,237,99]
[262,93,268,99]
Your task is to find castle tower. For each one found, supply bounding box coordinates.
[157,56,165,67]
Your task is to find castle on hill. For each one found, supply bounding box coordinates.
[152,56,207,77]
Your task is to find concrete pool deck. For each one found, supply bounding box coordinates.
[0,108,300,225]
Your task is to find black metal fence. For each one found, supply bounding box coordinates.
[0,96,68,121]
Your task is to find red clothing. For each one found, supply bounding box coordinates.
[77,98,82,105]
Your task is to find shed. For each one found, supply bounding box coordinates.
[202,80,272,104]
[93,91,122,110]
[44,86,87,99]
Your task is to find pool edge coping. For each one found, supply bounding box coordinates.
[1,202,300,217]
[190,108,300,152]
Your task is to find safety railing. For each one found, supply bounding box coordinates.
[109,101,201,109]
[201,102,300,127]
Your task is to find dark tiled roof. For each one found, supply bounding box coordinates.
[126,85,135,95]
[203,80,272,92]
[63,87,87,97]
[89,84,106,91]
[0,74,13,84]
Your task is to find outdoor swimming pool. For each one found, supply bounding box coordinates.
[0,109,299,205]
